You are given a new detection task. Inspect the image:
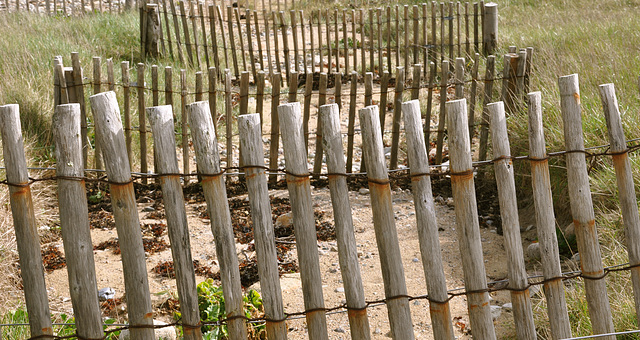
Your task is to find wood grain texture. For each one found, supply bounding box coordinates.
[359,104,415,340]
[89,92,155,339]
[147,105,202,340]
[390,66,404,170]
[320,104,371,340]
[0,104,54,339]
[558,74,614,338]
[278,102,329,340]
[488,101,536,340]
[599,84,640,322]
[445,99,496,339]
[53,104,103,340]
[238,113,287,340]
[188,101,248,340]
[402,100,454,340]
[526,92,572,340]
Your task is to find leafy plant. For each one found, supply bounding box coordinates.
[174,278,265,339]
[0,308,120,339]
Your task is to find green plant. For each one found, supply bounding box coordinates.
[0,307,121,339]
[174,278,265,339]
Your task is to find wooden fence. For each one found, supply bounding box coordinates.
[142,0,499,82]
[53,47,531,189]
[3,73,640,339]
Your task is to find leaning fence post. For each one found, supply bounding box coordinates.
[527,92,572,339]
[558,74,615,338]
[402,100,454,340]
[320,104,372,340]
[278,102,330,340]
[89,92,155,339]
[53,104,104,340]
[446,99,496,339]
[488,101,536,339]
[599,83,640,322]
[0,104,54,340]
[359,104,416,339]
[147,105,203,340]
[238,113,288,340]
[390,66,404,170]
[188,101,248,340]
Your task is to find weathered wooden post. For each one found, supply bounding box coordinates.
[488,101,536,339]
[0,104,53,340]
[89,92,155,339]
[482,2,497,55]
[147,105,203,340]
[320,104,372,339]
[402,100,455,340]
[188,101,248,340]
[360,104,415,340]
[143,4,160,58]
[238,113,288,340]
[53,104,104,340]
[278,102,330,340]
[558,74,615,338]
[599,83,640,322]
[446,99,496,339]
[527,92,572,339]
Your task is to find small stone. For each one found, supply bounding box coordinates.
[438,227,445,232]
[412,258,420,263]
[413,300,421,306]
[486,219,494,226]
[525,224,535,232]
[98,287,115,301]
[334,327,345,333]
[331,246,338,252]
[572,252,581,265]
[527,243,541,261]
[565,223,576,238]
[490,305,502,320]
[359,188,370,195]
[446,197,454,206]
[142,206,155,212]
[502,302,513,310]
[335,287,345,293]
[357,251,364,257]
[243,196,250,202]
[329,268,338,273]
[374,328,382,335]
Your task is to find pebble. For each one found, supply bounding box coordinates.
[359,188,370,195]
[374,328,382,334]
[329,268,338,273]
[98,287,115,301]
[335,287,345,293]
[412,258,420,263]
[334,327,345,333]
[490,305,502,320]
[502,302,513,310]
[527,243,541,261]
[142,206,155,212]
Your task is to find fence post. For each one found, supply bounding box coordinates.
[238,113,288,340]
[147,105,203,340]
[390,66,404,170]
[313,73,327,177]
[278,102,330,340]
[469,53,479,142]
[92,57,104,170]
[446,98,496,339]
[89,92,155,339]
[53,104,104,340]
[320,104,372,339]
[527,92,572,339]
[224,69,233,172]
[269,74,281,186]
[138,63,149,183]
[70,53,89,169]
[455,57,465,99]
[425,61,436,145]
[478,55,494,161]
[599,83,640,322]
[188,101,248,340]
[0,104,54,340]
[482,2,497,55]
[144,4,160,58]
[558,74,615,338]
[402,100,455,340]
[488,101,536,339]
[303,70,313,151]
[359,104,415,339]
[346,71,357,173]
[435,59,449,165]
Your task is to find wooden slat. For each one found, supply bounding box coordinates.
[278,102,330,340]
[359,104,415,340]
[558,74,615,338]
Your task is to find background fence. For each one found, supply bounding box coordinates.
[2,73,640,339]
[53,46,531,189]
[142,0,499,82]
